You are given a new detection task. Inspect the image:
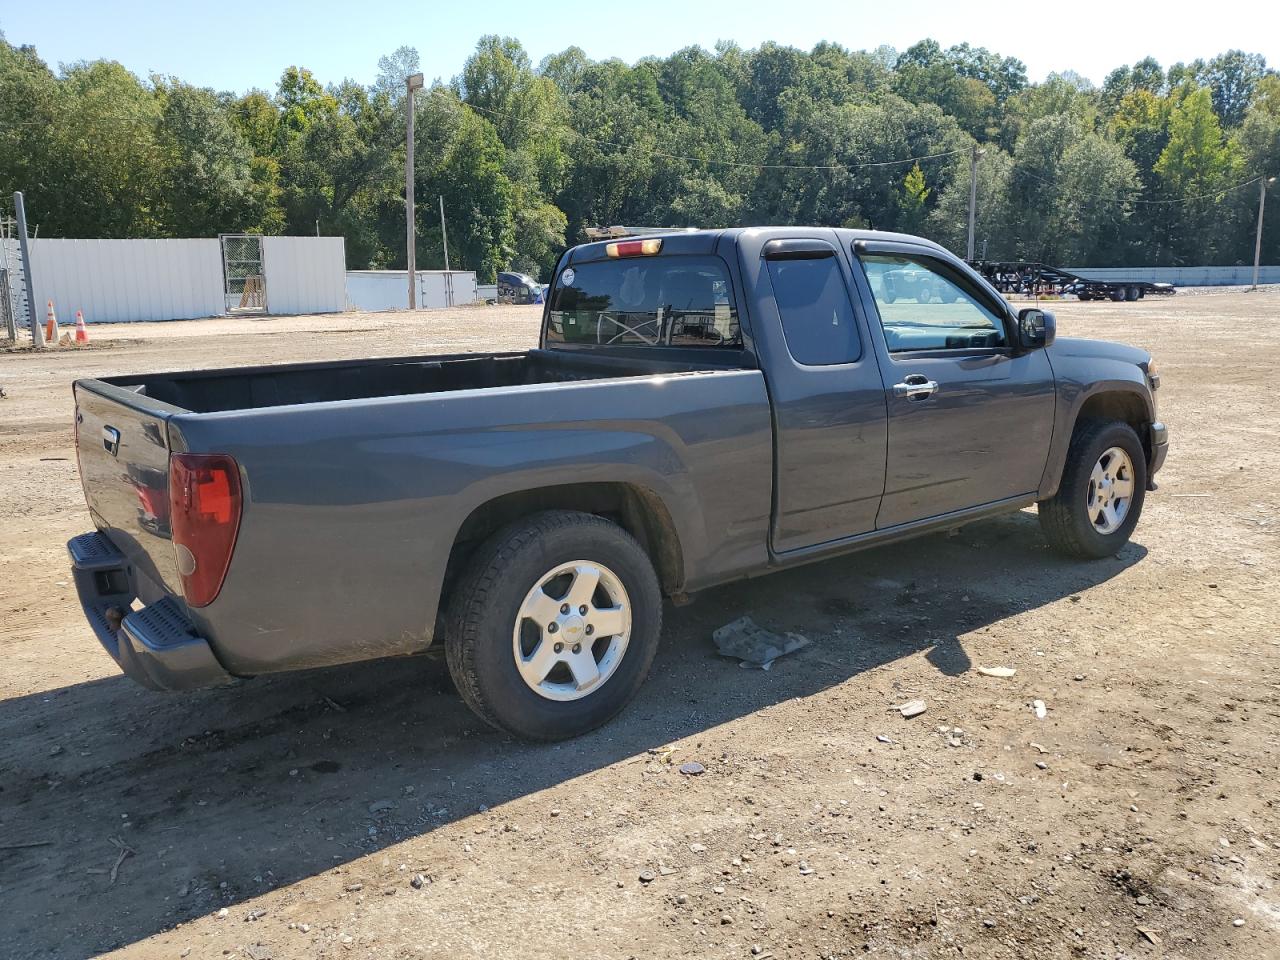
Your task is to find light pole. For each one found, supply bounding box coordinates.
[1253,175,1275,292]
[405,72,424,309]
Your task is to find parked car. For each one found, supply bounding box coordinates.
[497,271,541,304]
[877,264,958,304]
[69,227,1167,740]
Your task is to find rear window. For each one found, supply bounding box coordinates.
[547,255,740,348]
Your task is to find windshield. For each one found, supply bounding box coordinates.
[547,255,740,349]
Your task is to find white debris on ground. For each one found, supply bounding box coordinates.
[712,615,809,670]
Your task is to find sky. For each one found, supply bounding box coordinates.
[2,0,1277,93]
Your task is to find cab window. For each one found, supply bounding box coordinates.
[547,255,740,348]
[860,253,1007,352]
[765,255,861,365]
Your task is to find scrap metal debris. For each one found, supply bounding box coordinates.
[108,836,134,883]
[712,616,809,670]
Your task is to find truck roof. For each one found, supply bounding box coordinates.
[564,226,953,266]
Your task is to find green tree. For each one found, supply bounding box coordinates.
[154,81,258,236]
[55,59,164,236]
[373,45,420,100]
[0,35,62,224]
[2,30,1276,272]
[1155,87,1242,194]
[898,161,930,232]
[1155,87,1245,261]
[1202,50,1267,127]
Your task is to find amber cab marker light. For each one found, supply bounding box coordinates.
[605,238,663,258]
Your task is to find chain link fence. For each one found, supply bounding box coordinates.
[220,234,267,313]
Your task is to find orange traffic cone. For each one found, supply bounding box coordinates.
[74,310,89,344]
[44,301,60,343]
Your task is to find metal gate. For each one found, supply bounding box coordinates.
[220,234,267,314]
[1,217,32,341]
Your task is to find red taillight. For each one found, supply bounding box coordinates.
[169,453,242,607]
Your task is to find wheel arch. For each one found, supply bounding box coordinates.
[443,482,687,600]
[1039,383,1155,499]
[1075,388,1152,442]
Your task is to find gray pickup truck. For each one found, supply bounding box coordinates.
[69,228,1167,740]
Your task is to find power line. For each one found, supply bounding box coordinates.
[1013,167,1269,205]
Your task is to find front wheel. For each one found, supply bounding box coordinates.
[1038,419,1147,559]
[445,510,662,740]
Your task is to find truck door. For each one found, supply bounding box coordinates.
[850,243,1056,529]
[735,232,888,553]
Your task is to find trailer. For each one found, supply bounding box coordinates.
[969,260,1175,302]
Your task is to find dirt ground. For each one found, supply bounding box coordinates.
[1,292,1278,960]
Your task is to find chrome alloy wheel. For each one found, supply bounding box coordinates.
[1087,446,1136,535]
[512,561,632,701]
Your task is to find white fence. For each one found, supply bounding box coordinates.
[27,236,347,323]
[1062,265,1280,286]
[345,270,479,311]
[261,237,347,315]
[31,238,224,322]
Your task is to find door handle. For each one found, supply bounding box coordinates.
[893,375,938,399]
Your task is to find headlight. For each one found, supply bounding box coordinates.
[1146,358,1160,390]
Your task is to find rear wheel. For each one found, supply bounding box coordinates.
[445,510,662,741]
[1125,285,1140,301]
[1038,419,1147,559]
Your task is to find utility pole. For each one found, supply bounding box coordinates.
[1254,176,1275,291]
[439,194,452,307]
[13,191,41,349]
[439,195,450,274]
[405,72,424,309]
[966,144,979,263]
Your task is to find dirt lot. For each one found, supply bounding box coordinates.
[1,293,1278,960]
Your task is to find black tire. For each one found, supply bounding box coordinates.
[1109,288,1126,302]
[1038,419,1147,559]
[445,510,662,741]
[1125,285,1140,302]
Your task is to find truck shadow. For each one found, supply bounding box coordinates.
[1,510,1145,958]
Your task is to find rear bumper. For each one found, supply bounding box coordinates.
[67,532,234,691]
[1148,421,1168,487]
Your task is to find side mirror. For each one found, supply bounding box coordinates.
[1018,308,1056,349]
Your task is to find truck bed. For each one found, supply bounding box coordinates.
[73,345,775,681]
[105,348,739,413]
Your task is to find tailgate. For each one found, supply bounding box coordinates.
[74,380,185,605]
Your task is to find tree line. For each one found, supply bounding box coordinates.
[2,32,1277,281]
